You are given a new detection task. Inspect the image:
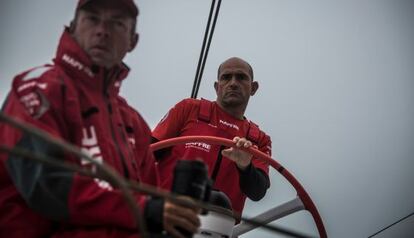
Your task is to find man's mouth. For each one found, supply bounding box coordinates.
[91,45,109,53]
[226,91,240,96]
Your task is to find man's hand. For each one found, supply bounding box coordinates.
[163,198,200,238]
[222,137,255,170]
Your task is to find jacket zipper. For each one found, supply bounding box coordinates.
[104,88,130,179]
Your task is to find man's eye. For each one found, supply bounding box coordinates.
[221,74,231,81]
[108,19,127,31]
[86,15,99,23]
[114,20,126,28]
[236,74,247,81]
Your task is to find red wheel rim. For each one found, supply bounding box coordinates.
[151,135,327,237]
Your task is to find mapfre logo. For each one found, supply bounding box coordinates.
[81,126,103,165]
[219,119,239,130]
[62,54,94,77]
[80,126,113,191]
[185,142,211,152]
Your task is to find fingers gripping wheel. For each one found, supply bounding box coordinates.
[151,136,327,238]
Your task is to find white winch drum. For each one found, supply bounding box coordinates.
[194,210,235,238]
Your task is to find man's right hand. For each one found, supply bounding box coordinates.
[163,199,200,238]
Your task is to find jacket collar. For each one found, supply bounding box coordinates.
[53,28,130,95]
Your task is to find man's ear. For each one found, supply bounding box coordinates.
[129,33,139,52]
[250,81,259,96]
[214,81,219,93]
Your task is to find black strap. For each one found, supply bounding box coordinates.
[210,145,225,184]
[198,98,212,122]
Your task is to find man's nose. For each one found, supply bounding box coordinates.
[95,20,111,37]
[228,76,239,87]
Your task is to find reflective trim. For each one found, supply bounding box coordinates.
[21,66,52,81]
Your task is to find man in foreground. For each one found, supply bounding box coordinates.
[0,0,199,237]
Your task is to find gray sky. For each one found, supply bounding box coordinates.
[1,0,414,237]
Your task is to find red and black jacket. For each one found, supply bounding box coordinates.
[0,29,159,238]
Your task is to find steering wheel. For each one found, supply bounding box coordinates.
[151,135,327,238]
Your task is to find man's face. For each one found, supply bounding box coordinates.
[215,58,258,108]
[72,0,138,68]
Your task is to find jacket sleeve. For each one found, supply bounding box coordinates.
[152,99,195,160]
[1,69,150,230]
[238,163,270,201]
[152,99,195,141]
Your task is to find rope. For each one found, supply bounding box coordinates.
[191,0,222,99]
[368,211,414,237]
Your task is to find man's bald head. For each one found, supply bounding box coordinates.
[217,57,254,80]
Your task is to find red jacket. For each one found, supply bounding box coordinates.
[153,98,271,215]
[0,29,158,238]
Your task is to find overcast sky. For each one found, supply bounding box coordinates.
[1,1,414,237]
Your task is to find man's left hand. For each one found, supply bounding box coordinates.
[222,137,255,170]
